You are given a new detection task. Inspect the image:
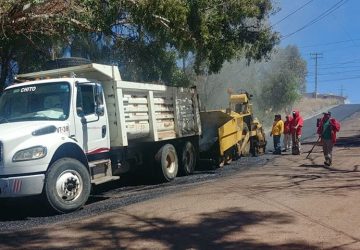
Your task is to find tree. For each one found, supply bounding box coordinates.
[0,0,279,89]
[0,0,104,89]
[260,70,302,112]
[109,0,279,77]
[259,45,307,113]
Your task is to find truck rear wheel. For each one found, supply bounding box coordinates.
[155,144,178,181]
[179,141,196,175]
[45,158,91,213]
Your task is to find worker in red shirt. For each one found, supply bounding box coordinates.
[282,115,292,152]
[291,110,303,155]
[317,112,340,166]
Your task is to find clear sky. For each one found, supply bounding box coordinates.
[271,0,360,103]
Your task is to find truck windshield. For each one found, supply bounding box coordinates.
[0,82,70,123]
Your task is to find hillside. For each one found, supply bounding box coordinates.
[292,97,344,119]
[260,96,344,131]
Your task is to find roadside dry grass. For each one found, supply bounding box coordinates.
[293,97,342,119]
[261,97,343,131]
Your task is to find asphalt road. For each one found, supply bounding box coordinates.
[1,104,359,233]
[0,150,271,232]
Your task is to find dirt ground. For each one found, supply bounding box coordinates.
[1,112,360,250]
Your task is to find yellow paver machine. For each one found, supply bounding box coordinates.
[199,91,266,167]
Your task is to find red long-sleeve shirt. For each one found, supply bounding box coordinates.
[290,111,303,136]
[317,117,340,143]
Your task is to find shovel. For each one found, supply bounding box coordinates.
[306,137,321,159]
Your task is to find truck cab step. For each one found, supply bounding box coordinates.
[91,176,120,185]
[89,159,110,168]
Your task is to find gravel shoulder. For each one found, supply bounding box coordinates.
[1,112,360,249]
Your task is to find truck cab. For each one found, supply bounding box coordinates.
[0,77,111,212]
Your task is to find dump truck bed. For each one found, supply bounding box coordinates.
[104,80,201,146]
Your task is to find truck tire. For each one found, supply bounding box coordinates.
[44,57,92,70]
[242,138,251,156]
[155,144,178,182]
[179,141,196,175]
[44,158,91,213]
[241,125,251,156]
[250,137,259,157]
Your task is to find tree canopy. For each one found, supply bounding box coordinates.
[0,0,279,89]
[259,46,307,113]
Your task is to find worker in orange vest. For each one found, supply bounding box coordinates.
[270,114,284,155]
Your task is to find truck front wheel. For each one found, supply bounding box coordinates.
[45,158,91,213]
[155,144,178,182]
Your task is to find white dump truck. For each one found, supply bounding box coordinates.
[0,63,201,213]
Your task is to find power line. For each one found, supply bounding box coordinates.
[281,0,349,40]
[311,59,360,66]
[317,65,360,70]
[302,44,360,54]
[308,69,360,76]
[332,13,359,48]
[299,38,360,48]
[271,0,316,27]
[308,75,360,82]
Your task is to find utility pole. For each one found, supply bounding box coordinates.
[310,53,323,99]
[340,84,345,97]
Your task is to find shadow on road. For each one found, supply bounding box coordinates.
[336,134,360,147]
[0,155,266,224]
[0,196,54,220]
[0,207,328,250]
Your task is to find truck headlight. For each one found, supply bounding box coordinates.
[12,146,47,162]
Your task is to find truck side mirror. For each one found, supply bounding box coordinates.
[81,116,87,125]
[95,84,105,117]
[76,107,88,124]
[96,106,104,116]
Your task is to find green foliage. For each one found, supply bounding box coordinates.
[259,70,302,112]
[116,40,178,83]
[0,0,101,88]
[185,0,279,74]
[0,0,278,89]
[259,45,307,113]
[171,69,193,87]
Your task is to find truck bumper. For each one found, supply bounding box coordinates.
[0,174,45,197]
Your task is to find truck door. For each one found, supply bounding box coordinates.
[75,83,110,157]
